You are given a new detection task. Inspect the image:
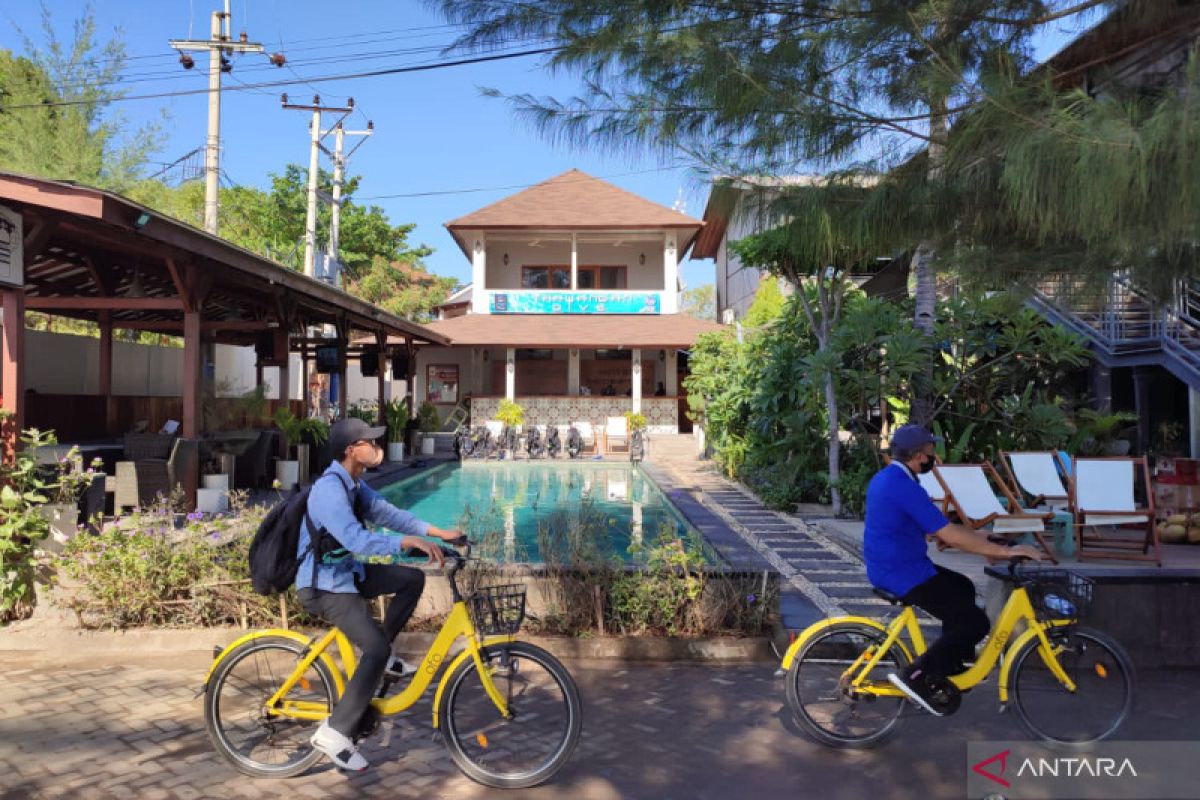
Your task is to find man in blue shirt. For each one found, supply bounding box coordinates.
[863,424,1043,715]
[299,417,463,771]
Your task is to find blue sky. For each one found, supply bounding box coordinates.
[1,2,1090,288]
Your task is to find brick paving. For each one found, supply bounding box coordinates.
[0,650,1194,800]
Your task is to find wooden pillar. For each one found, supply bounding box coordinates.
[1133,366,1152,454]
[665,349,678,395]
[405,337,416,418]
[301,341,310,418]
[1,289,25,461]
[276,329,290,459]
[375,331,387,424]
[182,310,201,439]
[99,311,115,436]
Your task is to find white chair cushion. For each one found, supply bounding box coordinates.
[1075,460,1137,512]
[1007,453,1068,499]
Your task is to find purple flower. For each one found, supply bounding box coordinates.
[209,532,220,541]
[187,511,204,522]
[747,594,757,604]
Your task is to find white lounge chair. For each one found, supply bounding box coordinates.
[605,416,629,455]
[917,470,950,515]
[1070,457,1160,565]
[934,463,1057,562]
[1000,451,1070,510]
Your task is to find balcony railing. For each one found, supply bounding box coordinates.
[482,289,666,315]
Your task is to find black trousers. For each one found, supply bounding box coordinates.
[298,564,426,736]
[901,565,990,681]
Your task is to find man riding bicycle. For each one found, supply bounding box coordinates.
[297,417,464,771]
[863,424,1044,715]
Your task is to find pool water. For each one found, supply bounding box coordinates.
[377,462,695,562]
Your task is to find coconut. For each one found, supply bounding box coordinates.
[1160,524,1188,543]
[1188,527,1200,544]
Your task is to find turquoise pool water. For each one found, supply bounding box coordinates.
[377,462,695,562]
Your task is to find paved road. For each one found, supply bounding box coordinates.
[0,649,1193,800]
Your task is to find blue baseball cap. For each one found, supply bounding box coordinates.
[890,424,942,451]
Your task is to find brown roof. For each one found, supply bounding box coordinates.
[445,169,703,256]
[417,313,723,348]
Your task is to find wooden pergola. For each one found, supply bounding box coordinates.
[0,171,448,462]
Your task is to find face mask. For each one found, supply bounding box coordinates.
[919,455,935,474]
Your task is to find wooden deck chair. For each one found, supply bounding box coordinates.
[1070,457,1160,565]
[605,416,630,455]
[1000,451,1071,510]
[934,462,1058,563]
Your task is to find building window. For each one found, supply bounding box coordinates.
[522,266,570,289]
[576,266,627,289]
[593,349,631,360]
[516,348,554,360]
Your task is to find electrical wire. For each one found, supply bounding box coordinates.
[0,45,562,111]
[355,166,682,200]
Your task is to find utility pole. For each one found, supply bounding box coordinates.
[170,1,279,234]
[281,95,353,278]
[328,120,374,285]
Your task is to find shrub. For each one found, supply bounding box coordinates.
[0,428,56,621]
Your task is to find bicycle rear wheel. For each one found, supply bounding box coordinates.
[1009,625,1135,749]
[785,622,911,748]
[438,641,582,789]
[204,636,336,778]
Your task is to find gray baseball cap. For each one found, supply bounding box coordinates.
[330,417,387,459]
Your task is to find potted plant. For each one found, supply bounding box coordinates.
[298,417,330,482]
[624,411,648,461]
[418,401,441,456]
[495,399,525,459]
[273,408,305,488]
[1071,409,1138,456]
[42,444,97,551]
[383,399,410,462]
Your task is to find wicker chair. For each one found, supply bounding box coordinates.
[129,438,199,508]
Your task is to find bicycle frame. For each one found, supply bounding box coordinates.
[204,601,516,728]
[781,586,1078,704]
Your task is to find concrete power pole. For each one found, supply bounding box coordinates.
[170,1,274,235]
[281,95,353,278]
[328,120,374,286]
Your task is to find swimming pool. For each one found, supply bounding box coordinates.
[377,461,697,563]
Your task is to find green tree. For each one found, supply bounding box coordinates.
[0,2,161,189]
[680,284,715,321]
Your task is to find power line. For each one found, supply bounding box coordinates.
[0,45,560,112]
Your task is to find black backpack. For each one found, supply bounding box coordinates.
[248,475,359,596]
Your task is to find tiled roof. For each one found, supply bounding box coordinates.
[446,169,702,242]
[419,313,723,348]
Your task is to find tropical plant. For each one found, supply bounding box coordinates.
[417,401,442,434]
[495,399,525,428]
[1071,409,1138,457]
[0,428,55,620]
[272,408,305,455]
[623,412,647,432]
[383,399,410,443]
[346,401,378,425]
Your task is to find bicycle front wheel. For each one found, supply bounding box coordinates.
[785,622,911,748]
[204,636,336,778]
[438,641,582,789]
[1009,625,1135,749]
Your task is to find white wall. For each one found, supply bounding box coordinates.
[485,241,572,289]
[484,237,667,291]
[20,329,385,406]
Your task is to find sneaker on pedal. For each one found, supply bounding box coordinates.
[384,655,416,680]
[887,669,945,717]
[310,721,369,771]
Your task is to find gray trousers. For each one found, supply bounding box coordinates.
[298,564,426,736]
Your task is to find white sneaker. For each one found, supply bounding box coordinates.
[384,655,416,679]
[310,721,369,771]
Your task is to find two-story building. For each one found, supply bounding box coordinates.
[411,169,722,434]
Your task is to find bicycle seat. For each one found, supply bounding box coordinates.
[872,587,907,605]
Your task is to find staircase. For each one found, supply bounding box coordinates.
[1028,275,1200,389]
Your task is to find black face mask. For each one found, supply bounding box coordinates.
[918,455,936,474]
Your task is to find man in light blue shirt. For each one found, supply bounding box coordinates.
[300,417,462,772]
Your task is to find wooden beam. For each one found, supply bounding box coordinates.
[183,311,201,439]
[1,290,25,462]
[164,257,192,312]
[375,330,387,425]
[108,319,277,332]
[25,296,183,311]
[21,218,56,259]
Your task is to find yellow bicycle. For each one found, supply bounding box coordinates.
[201,545,582,788]
[780,559,1134,749]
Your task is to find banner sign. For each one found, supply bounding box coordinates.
[490,291,661,315]
[0,205,23,288]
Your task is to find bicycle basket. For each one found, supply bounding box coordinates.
[468,583,527,635]
[1026,569,1094,621]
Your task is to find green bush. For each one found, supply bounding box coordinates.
[0,428,55,621]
